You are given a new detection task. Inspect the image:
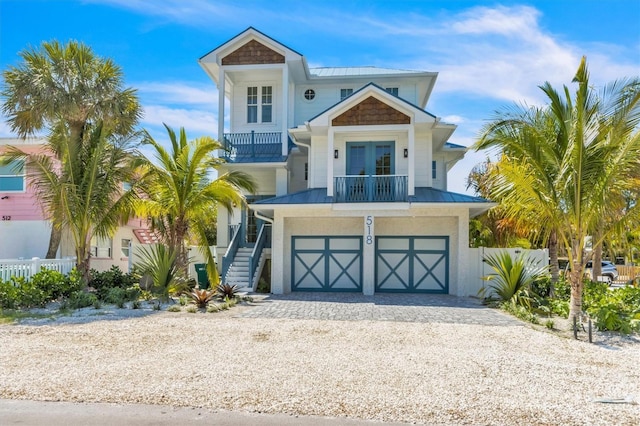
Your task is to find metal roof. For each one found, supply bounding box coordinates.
[309,66,427,77]
[444,142,466,149]
[252,187,489,206]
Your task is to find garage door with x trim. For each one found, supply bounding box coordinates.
[292,236,363,292]
[375,236,449,293]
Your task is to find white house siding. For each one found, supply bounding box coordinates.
[230,79,281,133]
[0,220,53,259]
[432,155,445,190]
[293,82,419,128]
[287,152,308,193]
[310,136,328,189]
[414,131,434,188]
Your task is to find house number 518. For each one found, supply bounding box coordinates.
[365,215,373,245]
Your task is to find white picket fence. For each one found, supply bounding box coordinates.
[466,247,550,297]
[0,257,76,282]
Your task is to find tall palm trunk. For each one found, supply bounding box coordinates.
[592,237,603,280]
[45,226,62,258]
[548,228,559,296]
[568,243,585,322]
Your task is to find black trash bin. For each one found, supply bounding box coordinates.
[194,263,209,289]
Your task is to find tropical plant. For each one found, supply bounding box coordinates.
[187,288,217,309]
[1,40,141,258]
[134,244,186,302]
[479,251,549,309]
[3,124,144,283]
[475,57,640,322]
[216,283,240,300]
[138,124,256,286]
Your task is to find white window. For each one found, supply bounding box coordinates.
[0,158,25,192]
[386,87,399,96]
[340,88,353,100]
[121,238,131,258]
[247,86,258,123]
[261,86,272,123]
[90,236,112,258]
[247,85,273,124]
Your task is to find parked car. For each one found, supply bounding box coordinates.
[584,260,619,284]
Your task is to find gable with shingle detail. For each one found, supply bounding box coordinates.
[331,96,411,126]
[221,39,285,65]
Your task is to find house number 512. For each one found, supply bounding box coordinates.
[1,216,11,221]
[365,215,373,245]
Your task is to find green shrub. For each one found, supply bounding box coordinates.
[167,305,181,312]
[89,266,137,301]
[68,291,98,309]
[30,268,78,300]
[0,280,19,309]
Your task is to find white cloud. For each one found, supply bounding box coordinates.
[136,81,218,107]
[442,115,464,124]
[141,105,218,138]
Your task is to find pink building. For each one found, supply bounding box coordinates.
[0,137,154,272]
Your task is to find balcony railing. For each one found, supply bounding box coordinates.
[334,175,408,203]
[221,131,284,163]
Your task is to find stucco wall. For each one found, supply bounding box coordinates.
[0,220,53,259]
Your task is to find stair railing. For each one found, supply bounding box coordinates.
[222,224,242,282]
[249,223,271,288]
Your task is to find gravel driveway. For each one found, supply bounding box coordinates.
[0,295,638,425]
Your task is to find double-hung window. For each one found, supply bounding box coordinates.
[0,158,25,192]
[90,236,112,258]
[340,88,353,100]
[247,87,258,123]
[247,85,273,124]
[261,86,272,123]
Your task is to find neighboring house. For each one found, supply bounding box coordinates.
[0,137,155,272]
[199,27,493,296]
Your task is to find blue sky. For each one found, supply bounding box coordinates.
[1,0,639,194]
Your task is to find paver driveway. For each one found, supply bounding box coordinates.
[239,293,522,326]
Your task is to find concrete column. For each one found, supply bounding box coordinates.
[327,128,334,196]
[275,167,288,196]
[217,208,229,248]
[408,126,415,196]
[281,65,289,156]
[217,67,225,142]
[362,215,375,295]
[271,211,285,294]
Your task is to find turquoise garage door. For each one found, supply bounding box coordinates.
[292,236,363,292]
[375,236,449,293]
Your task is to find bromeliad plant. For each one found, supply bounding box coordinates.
[187,288,217,309]
[479,251,549,309]
[217,283,240,301]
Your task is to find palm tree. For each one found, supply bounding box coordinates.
[139,124,256,287]
[476,57,640,322]
[3,123,145,282]
[1,40,142,258]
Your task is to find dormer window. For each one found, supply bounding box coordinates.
[340,88,353,100]
[247,85,273,124]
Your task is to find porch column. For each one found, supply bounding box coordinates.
[275,167,288,196]
[327,128,335,197]
[362,215,375,295]
[408,125,415,196]
[281,65,289,156]
[217,67,225,144]
[271,211,285,294]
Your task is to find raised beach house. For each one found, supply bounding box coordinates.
[199,27,492,296]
